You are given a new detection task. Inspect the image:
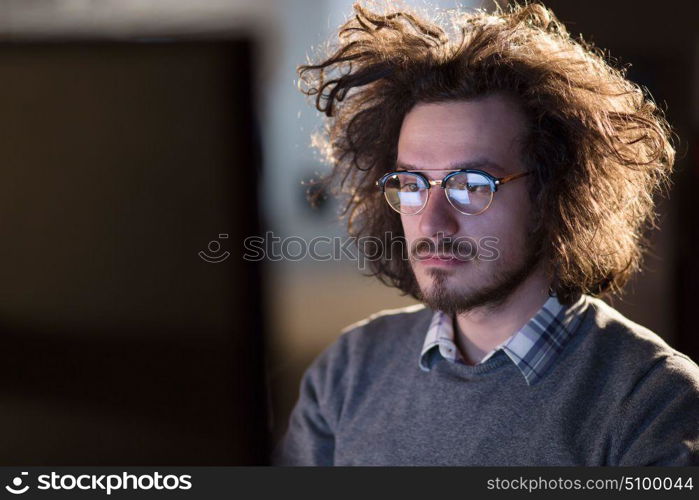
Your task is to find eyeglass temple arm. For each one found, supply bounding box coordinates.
[496,170,531,185]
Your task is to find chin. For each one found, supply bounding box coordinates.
[419,276,469,298]
[420,266,476,285]
[417,267,501,314]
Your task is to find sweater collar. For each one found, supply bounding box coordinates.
[418,293,590,385]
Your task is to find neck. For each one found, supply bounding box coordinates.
[453,266,551,365]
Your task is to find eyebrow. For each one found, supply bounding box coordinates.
[395,159,507,176]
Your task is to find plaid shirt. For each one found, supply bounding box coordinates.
[419,293,589,385]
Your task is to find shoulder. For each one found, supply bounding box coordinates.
[304,303,432,381]
[333,302,432,355]
[580,295,699,386]
[340,303,431,337]
[298,303,433,421]
[583,298,699,465]
[338,303,432,356]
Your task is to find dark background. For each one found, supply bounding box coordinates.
[0,41,268,464]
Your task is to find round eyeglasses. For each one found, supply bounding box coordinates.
[376,168,532,216]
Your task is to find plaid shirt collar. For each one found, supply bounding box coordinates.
[418,293,589,386]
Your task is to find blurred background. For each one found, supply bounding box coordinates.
[0,0,696,464]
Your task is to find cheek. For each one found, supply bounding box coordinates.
[465,188,530,240]
[486,203,533,252]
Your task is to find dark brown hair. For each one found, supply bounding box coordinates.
[297,1,675,304]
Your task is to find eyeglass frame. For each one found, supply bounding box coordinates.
[375,168,532,216]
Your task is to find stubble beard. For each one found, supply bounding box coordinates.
[415,233,545,316]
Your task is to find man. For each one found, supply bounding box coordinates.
[274,2,699,465]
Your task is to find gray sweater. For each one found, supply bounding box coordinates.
[273,295,699,465]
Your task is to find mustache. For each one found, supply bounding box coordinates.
[410,237,478,260]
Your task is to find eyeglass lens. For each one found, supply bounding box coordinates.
[383,172,493,215]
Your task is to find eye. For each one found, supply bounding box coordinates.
[401,182,421,192]
[467,183,489,193]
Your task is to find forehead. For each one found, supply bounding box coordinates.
[396,95,528,175]
[395,158,506,176]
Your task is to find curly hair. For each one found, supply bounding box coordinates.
[297,1,675,305]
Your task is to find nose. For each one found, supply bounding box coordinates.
[418,186,459,238]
